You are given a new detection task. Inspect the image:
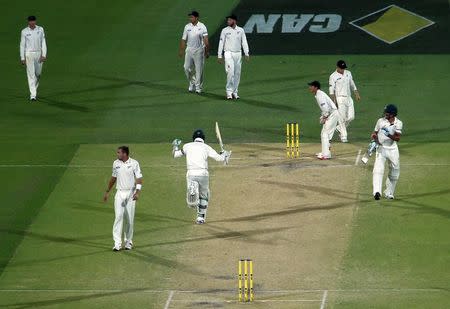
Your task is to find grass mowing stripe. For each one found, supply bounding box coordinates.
[0,145,79,276]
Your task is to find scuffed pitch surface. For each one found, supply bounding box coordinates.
[165,143,363,307]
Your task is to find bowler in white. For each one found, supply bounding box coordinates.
[20,16,47,101]
[103,146,143,251]
[179,11,209,94]
[308,81,340,160]
[217,14,249,100]
[329,60,361,142]
[371,104,402,200]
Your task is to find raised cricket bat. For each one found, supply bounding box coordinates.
[215,121,225,152]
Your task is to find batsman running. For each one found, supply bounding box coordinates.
[371,104,403,200]
[172,127,231,224]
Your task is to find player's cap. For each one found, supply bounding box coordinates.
[308,81,321,89]
[226,14,238,21]
[27,16,37,21]
[337,60,347,69]
[192,129,205,141]
[188,11,199,17]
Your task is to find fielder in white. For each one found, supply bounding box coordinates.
[308,81,340,160]
[217,14,250,100]
[329,60,361,142]
[371,104,402,200]
[179,11,209,94]
[172,129,231,224]
[103,146,143,251]
[20,16,47,101]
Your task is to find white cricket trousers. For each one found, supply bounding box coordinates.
[224,51,242,96]
[187,175,209,216]
[113,189,136,247]
[321,110,339,157]
[184,47,205,91]
[336,96,354,139]
[25,51,43,98]
[373,146,400,196]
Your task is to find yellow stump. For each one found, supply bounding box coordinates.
[244,260,248,302]
[290,123,295,158]
[249,260,254,301]
[285,122,300,158]
[286,123,290,158]
[238,259,254,302]
[296,122,300,157]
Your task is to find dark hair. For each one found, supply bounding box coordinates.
[27,16,37,21]
[308,80,321,89]
[118,146,129,155]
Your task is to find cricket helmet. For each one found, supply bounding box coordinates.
[192,129,205,141]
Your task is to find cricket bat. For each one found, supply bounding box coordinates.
[215,121,225,152]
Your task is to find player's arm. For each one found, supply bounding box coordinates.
[132,162,143,201]
[103,176,116,202]
[179,39,186,58]
[179,26,187,58]
[328,75,336,104]
[371,131,379,144]
[217,29,225,63]
[242,31,250,61]
[40,28,47,62]
[20,30,26,64]
[172,139,184,158]
[350,73,360,101]
[381,128,401,141]
[203,27,209,58]
[371,119,381,143]
[207,145,231,164]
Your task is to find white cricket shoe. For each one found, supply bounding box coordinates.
[384,191,395,199]
[124,241,133,250]
[341,138,348,143]
[196,216,205,225]
[226,94,233,100]
[316,153,331,160]
[112,245,121,252]
[232,93,240,100]
[188,83,195,92]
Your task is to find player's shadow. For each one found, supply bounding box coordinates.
[201,92,299,112]
[0,288,151,309]
[0,228,108,250]
[137,226,292,248]
[213,201,353,224]
[36,97,90,112]
[70,202,193,225]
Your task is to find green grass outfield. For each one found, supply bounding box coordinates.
[0,0,449,308]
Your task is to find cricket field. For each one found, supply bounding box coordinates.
[0,0,449,308]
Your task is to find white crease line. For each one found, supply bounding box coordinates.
[0,288,444,293]
[172,299,322,303]
[320,290,328,309]
[355,149,362,166]
[164,290,174,309]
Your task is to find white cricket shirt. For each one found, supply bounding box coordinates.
[112,158,143,190]
[315,89,337,117]
[375,117,403,149]
[217,26,249,57]
[174,138,225,176]
[329,70,357,97]
[182,21,208,50]
[20,26,47,60]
